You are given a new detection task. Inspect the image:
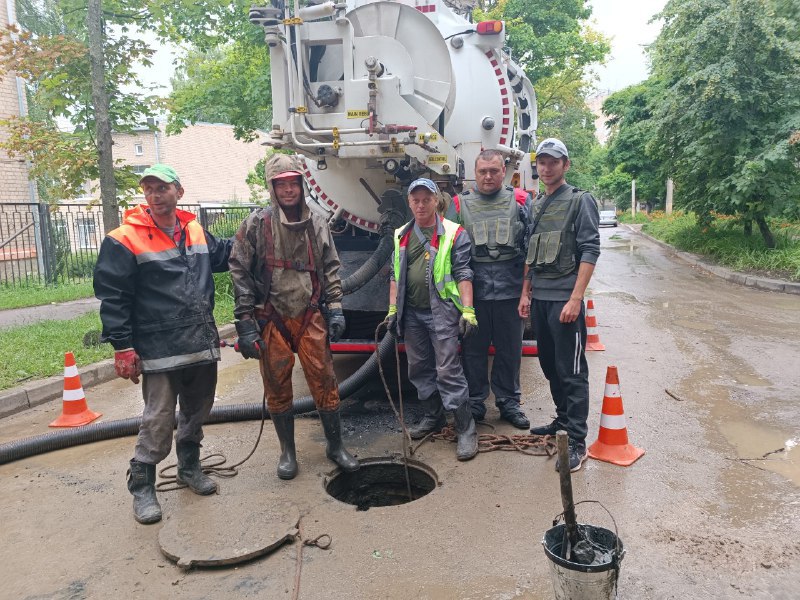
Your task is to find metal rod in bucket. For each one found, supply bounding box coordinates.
[557,430,579,560]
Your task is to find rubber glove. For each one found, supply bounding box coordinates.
[235,319,266,360]
[114,348,142,384]
[383,304,398,333]
[458,306,478,339]
[328,308,346,342]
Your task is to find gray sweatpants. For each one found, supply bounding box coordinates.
[134,363,218,464]
[403,307,469,411]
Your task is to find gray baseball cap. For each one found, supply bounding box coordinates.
[536,138,569,159]
[408,178,439,194]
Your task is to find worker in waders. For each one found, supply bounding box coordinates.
[384,178,479,461]
[228,154,359,479]
[94,164,232,524]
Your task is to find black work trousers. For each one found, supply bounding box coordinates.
[531,299,589,442]
[462,298,523,418]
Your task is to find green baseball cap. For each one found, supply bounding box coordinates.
[140,164,180,184]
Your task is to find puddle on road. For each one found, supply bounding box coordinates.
[716,418,800,487]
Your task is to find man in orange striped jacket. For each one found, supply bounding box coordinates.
[93,164,232,525]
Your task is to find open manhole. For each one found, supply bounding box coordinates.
[324,457,438,510]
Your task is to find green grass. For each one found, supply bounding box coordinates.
[0,311,113,390]
[0,282,236,390]
[0,282,95,310]
[618,210,650,224]
[641,212,800,281]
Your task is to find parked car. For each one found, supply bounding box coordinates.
[599,210,618,227]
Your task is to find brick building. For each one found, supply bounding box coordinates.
[112,121,269,204]
[0,1,34,204]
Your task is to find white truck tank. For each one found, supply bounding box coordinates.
[250,0,537,233]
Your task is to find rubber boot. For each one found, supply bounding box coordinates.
[496,398,530,429]
[453,402,478,461]
[127,459,162,524]
[270,410,298,480]
[319,408,360,472]
[176,442,218,495]
[408,394,447,440]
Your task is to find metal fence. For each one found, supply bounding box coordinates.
[0,202,259,288]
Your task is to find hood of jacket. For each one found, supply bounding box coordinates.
[265,153,311,223]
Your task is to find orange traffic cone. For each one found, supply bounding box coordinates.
[585,299,605,351]
[49,352,102,428]
[588,366,644,466]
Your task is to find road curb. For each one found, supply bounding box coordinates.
[626,225,800,295]
[0,323,237,420]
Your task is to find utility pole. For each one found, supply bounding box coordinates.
[666,179,674,214]
[631,179,636,217]
[87,0,119,233]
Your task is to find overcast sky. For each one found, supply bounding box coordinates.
[589,0,667,92]
[138,1,669,97]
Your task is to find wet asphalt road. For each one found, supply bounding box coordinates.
[0,226,798,599]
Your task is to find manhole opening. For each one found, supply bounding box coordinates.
[324,458,437,511]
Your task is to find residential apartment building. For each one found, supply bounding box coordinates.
[0,1,34,204]
[113,121,269,203]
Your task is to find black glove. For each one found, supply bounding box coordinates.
[384,314,397,333]
[235,319,266,360]
[328,308,346,342]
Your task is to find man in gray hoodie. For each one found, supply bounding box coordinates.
[518,138,600,473]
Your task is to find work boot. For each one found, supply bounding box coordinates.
[530,419,561,437]
[319,408,360,472]
[270,410,298,480]
[127,459,162,525]
[176,442,218,495]
[496,399,530,429]
[408,394,447,439]
[453,402,478,461]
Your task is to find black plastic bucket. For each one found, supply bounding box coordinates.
[542,523,624,600]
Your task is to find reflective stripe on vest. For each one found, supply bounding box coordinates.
[140,348,220,372]
[394,218,463,310]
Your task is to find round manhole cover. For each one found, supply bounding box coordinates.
[324,457,438,510]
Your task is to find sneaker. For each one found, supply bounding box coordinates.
[499,406,530,429]
[529,419,561,437]
[555,439,588,473]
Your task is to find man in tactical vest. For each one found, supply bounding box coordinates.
[519,138,600,473]
[457,149,531,429]
[384,178,479,461]
[228,154,359,480]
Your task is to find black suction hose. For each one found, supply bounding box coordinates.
[340,233,394,295]
[0,332,398,465]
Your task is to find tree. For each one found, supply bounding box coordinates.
[649,0,800,246]
[0,0,159,223]
[167,42,272,142]
[602,78,665,206]
[475,1,610,189]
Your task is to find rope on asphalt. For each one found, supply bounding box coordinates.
[155,393,269,492]
[421,425,558,457]
[292,516,332,600]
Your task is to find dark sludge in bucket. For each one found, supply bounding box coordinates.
[324,458,437,511]
[543,523,624,572]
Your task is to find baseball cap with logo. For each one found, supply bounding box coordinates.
[535,138,569,159]
[140,164,180,185]
[408,178,439,194]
